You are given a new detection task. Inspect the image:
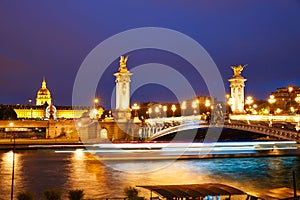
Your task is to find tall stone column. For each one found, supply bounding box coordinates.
[114,56,132,122]
[228,65,247,114]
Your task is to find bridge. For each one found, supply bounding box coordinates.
[146,122,300,143]
[0,115,300,143]
[0,119,140,141]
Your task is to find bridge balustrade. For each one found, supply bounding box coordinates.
[224,123,300,142]
[146,121,300,142]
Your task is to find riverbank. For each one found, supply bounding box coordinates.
[1,139,299,159]
[0,138,81,150]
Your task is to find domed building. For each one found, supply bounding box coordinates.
[13,78,103,119]
[36,78,52,106]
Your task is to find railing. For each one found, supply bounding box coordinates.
[146,122,300,142]
[224,123,300,142]
[229,114,300,123]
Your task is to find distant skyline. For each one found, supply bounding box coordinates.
[0,1,300,109]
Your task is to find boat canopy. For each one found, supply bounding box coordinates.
[137,183,247,199]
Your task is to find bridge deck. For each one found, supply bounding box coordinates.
[147,122,300,143]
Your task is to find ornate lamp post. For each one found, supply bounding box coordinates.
[288,86,293,114]
[275,108,282,115]
[132,103,140,119]
[228,97,234,113]
[245,96,254,114]
[28,99,33,119]
[171,104,176,117]
[94,98,99,105]
[268,95,276,114]
[155,106,159,118]
[225,94,230,114]
[93,98,99,119]
[163,105,167,118]
[192,100,198,115]
[205,99,211,113]
[252,104,258,115]
[181,101,186,116]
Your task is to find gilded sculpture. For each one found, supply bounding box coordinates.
[231,64,247,77]
[119,55,129,72]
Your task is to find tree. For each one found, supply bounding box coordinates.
[17,191,34,200]
[0,106,17,120]
[124,187,145,200]
[68,189,85,200]
[43,189,61,200]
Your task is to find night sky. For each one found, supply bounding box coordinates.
[0,1,300,109]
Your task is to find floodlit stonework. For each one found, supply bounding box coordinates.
[114,56,132,121]
[228,65,247,114]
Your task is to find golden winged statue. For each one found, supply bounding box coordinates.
[231,64,247,77]
[119,55,129,72]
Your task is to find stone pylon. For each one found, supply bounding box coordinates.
[228,65,247,114]
[113,56,132,122]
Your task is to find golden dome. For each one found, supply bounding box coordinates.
[37,88,50,96]
[36,78,52,106]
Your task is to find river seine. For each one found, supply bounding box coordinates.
[0,149,299,199]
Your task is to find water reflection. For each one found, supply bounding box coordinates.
[0,151,23,199]
[65,150,216,198]
[0,150,299,199]
[66,149,111,197]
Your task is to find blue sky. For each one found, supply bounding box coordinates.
[0,0,299,108]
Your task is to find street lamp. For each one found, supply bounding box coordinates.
[252,104,258,115]
[171,104,176,117]
[94,98,99,109]
[93,98,99,119]
[28,99,33,119]
[94,98,99,104]
[288,86,293,113]
[245,96,254,114]
[268,95,276,114]
[290,107,295,114]
[205,99,211,113]
[225,94,231,113]
[275,108,282,115]
[192,100,198,115]
[132,103,140,119]
[163,105,167,118]
[227,97,234,113]
[155,106,160,118]
[181,101,186,116]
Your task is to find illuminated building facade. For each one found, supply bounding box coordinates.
[13,78,103,119]
[270,86,300,112]
[13,105,103,119]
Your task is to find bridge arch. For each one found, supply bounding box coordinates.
[100,128,108,140]
[147,123,300,143]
